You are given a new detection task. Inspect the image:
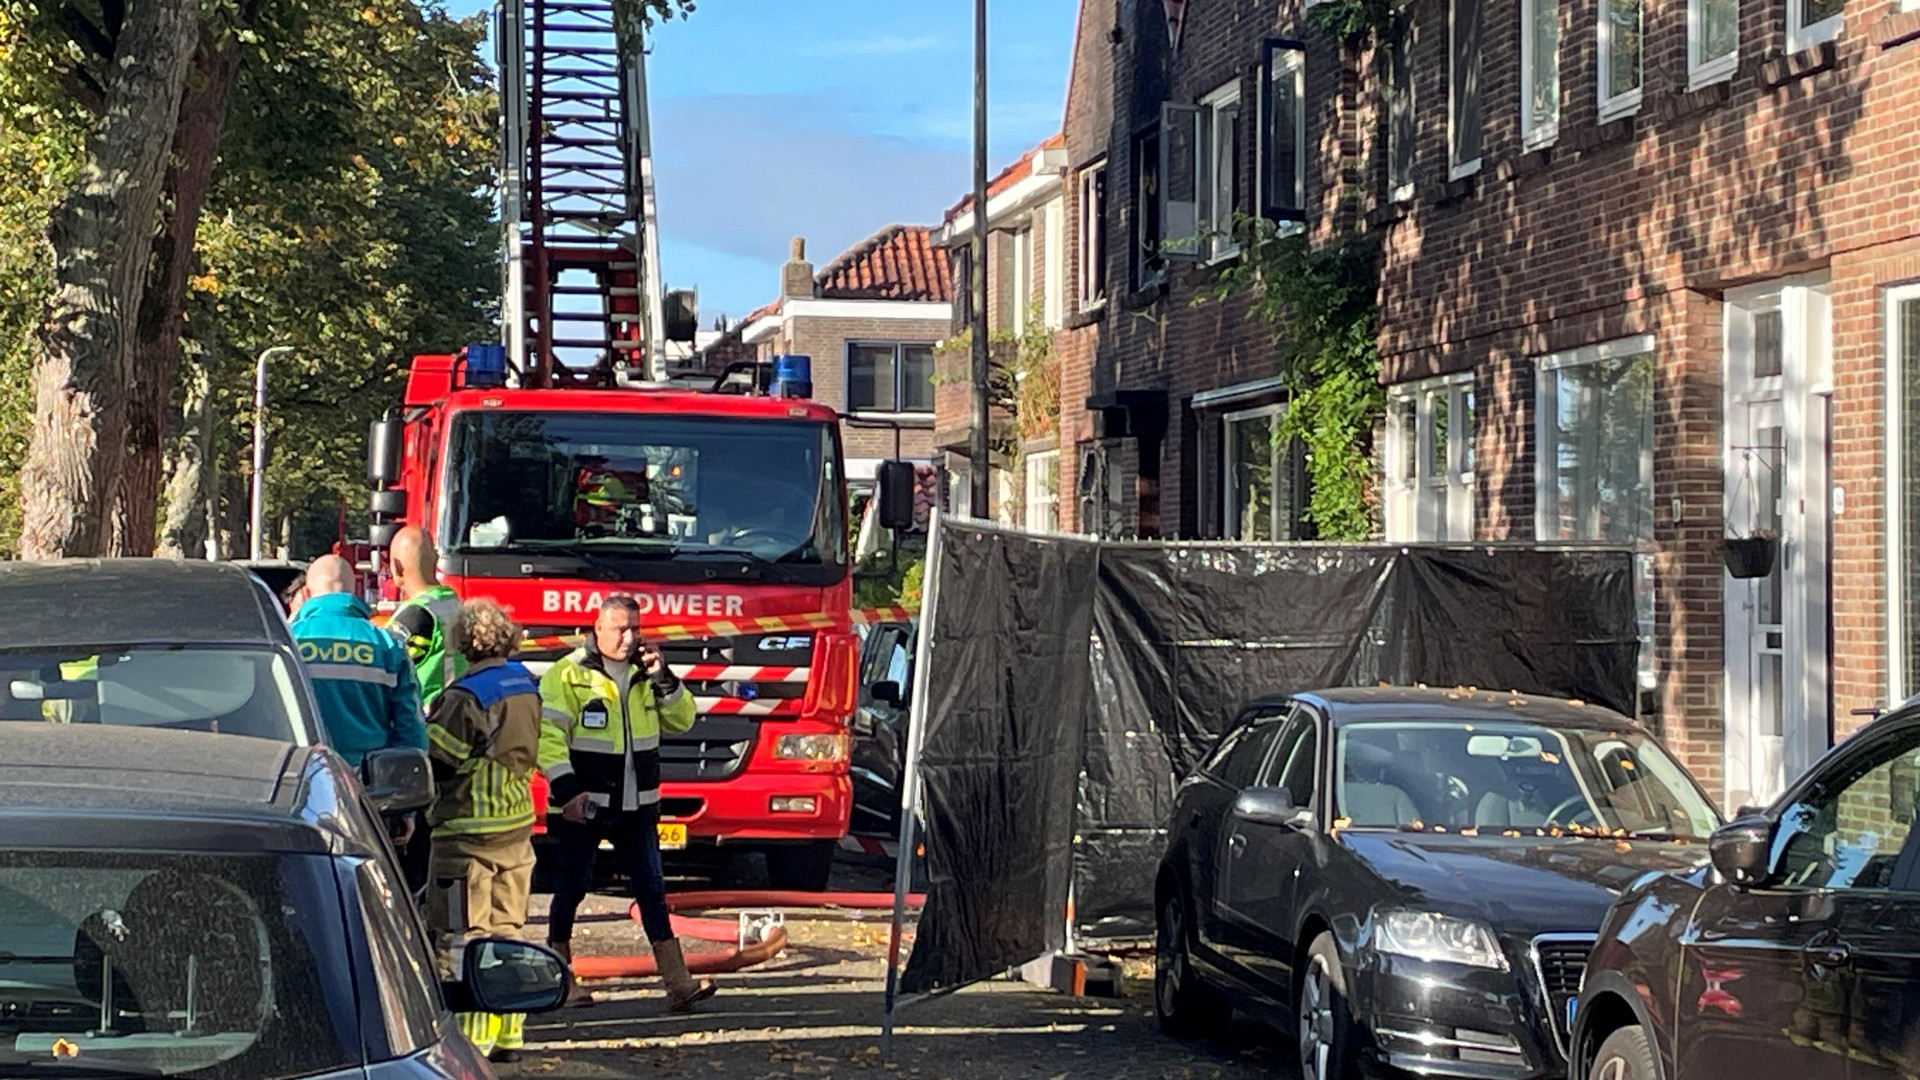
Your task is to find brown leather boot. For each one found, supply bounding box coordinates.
[652,938,717,1014]
[548,940,594,1008]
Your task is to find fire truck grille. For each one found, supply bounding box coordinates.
[659,716,757,781]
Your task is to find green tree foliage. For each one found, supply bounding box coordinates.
[1206,221,1385,540]
[181,0,499,551]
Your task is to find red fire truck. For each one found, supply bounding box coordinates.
[366,350,914,889]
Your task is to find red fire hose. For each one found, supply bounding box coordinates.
[562,891,927,981]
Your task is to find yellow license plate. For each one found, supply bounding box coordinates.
[657,823,688,850]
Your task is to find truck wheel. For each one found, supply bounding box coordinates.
[766,841,836,891]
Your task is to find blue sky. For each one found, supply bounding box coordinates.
[446,0,1082,323]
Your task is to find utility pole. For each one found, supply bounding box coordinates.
[968,0,990,520]
[251,345,295,561]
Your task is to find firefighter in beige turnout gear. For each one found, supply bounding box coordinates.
[538,595,715,1012]
[425,600,543,1062]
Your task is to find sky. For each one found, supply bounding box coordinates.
[443,0,1082,324]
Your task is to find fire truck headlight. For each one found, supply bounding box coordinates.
[774,733,850,762]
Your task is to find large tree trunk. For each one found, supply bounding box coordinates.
[18,0,201,560]
[114,30,242,556]
[157,349,215,558]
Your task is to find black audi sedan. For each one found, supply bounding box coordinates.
[1154,687,1721,1080]
[1570,702,1920,1080]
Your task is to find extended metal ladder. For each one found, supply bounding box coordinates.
[498,0,665,387]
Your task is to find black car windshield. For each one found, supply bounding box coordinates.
[1335,720,1719,838]
[443,410,846,569]
[0,647,309,745]
[0,851,358,1079]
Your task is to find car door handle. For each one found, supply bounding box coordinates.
[1229,833,1247,856]
[1808,941,1852,970]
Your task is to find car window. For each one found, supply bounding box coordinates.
[0,645,309,745]
[884,642,910,688]
[1263,711,1321,808]
[1773,725,1920,891]
[352,861,442,1058]
[0,850,359,1079]
[1208,716,1289,790]
[1333,719,1719,835]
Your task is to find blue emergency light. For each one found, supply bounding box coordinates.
[771,354,812,399]
[463,343,508,388]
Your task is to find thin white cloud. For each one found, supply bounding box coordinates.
[796,34,944,58]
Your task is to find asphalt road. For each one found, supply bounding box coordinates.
[500,856,1293,1080]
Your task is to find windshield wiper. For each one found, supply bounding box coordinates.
[0,1054,163,1078]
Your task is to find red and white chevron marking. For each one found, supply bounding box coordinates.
[674,664,809,683]
[838,834,898,857]
[692,696,803,717]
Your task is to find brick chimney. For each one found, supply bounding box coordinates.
[782,237,815,299]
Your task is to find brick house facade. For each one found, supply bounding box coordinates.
[696,228,951,486]
[1374,0,1920,807]
[1046,0,1358,542]
[933,136,1073,529]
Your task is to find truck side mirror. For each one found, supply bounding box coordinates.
[368,416,404,487]
[876,460,916,532]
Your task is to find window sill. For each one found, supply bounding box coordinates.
[1658,75,1734,121]
[1124,279,1168,312]
[1066,303,1106,330]
[1448,159,1483,182]
[1761,39,1838,86]
[1521,125,1558,153]
[1685,56,1739,91]
[1494,146,1554,184]
[1430,172,1478,206]
[1569,112,1637,153]
[1872,6,1920,46]
[848,411,936,425]
[1596,91,1643,125]
[1365,201,1409,228]
[1204,247,1243,268]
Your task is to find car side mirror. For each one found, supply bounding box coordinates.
[875,460,917,531]
[1234,786,1311,828]
[442,938,571,1015]
[1709,815,1776,888]
[872,680,905,708]
[363,746,434,813]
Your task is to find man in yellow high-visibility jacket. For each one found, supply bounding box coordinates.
[538,595,714,1013]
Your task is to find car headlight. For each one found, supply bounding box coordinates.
[775,733,850,762]
[1374,912,1508,970]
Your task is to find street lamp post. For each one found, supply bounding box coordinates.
[968,0,990,520]
[251,345,296,562]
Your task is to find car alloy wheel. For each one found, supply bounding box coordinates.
[1591,1026,1657,1080]
[1155,892,1190,1024]
[1298,933,1352,1080]
[1299,954,1334,1080]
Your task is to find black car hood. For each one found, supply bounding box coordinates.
[1338,831,1713,934]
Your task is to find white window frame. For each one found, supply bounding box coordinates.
[1534,335,1657,691]
[1384,373,1476,541]
[1077,160,1107,311]
[1009,227,1033,332]
[1024,450,1061,532]
[1222,403,1294,541]
[1597,0,1644,122]
[1687,0,1740,87]
[1385,33,1416,204]
[1520,0,1561,148]
[1200,79,1243,263]
[1041,201,1065,329]
[1787,0,1843,53]
[1448,0,1484,179]
[1258,41,1309,227]
[1887,285,1920,702]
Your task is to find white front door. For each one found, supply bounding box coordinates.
[1723,281,1833,812]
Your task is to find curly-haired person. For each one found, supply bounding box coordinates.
[423,599,542,1062]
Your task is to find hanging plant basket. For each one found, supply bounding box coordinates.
[1722,533,1779,579]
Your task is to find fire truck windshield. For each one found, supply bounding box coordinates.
[442,411,847,576]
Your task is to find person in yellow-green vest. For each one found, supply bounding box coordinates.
[388,527,467,709]
[424,599,541,1063]
[539,595,715,1013]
